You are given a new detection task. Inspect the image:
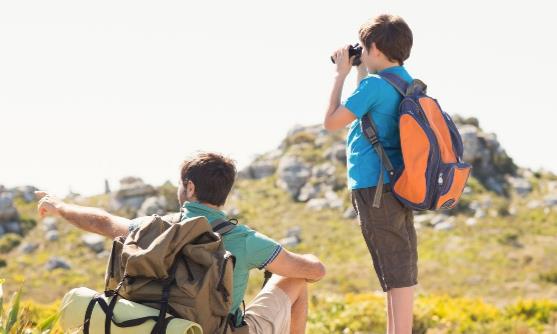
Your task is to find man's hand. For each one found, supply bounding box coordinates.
[331,45,355,78]
[36,191,64,218]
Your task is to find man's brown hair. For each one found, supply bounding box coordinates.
[359,14,413,65]
[180,152,236,206]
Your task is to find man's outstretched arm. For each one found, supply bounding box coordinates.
[35,191,131,239]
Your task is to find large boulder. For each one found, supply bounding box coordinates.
[111,177,156,212]
[137,196,168,217]
[454,117,517,195]
[276,156,312,198]
[82,233,106,253]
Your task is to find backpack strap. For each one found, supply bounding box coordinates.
[378,72,409,97]
[212,218,238,235]
[360,113,396,208]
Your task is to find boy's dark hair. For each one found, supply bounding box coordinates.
[180,152,236,206]
[359,14,413,65]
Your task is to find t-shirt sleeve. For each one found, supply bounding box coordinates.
[245,229,283,270]
[343,77,381,119]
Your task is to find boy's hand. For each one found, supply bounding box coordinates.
[35,191,64,218]
[331,45,355,78]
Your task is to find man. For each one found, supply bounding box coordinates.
[37,152,326,334]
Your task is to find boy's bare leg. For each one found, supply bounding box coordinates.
[270,275,308,334]
[389,286,415,334]
[387,291,395,334]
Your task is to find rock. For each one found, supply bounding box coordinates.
[42,217,58,231]
[297,183,319,202]
[325,144,346,163]
[474,209,486,218]
[280,236,301,248]
[465,218,478,226]
[0,192,14,210]
[82,233,105,253]
[242,160,277,180]
[111,177,156,212]
[0,207,18,222]
[9,186,38,203]
[19,242,39,254]
[224,207,240,217]
[343,207,357,219]
[276,156,311,198]
[324,191,343,209]
[46,230,59,241]
[137,196,168,217]
[507,176,532,196]
[434,221,454,231]
[430,214,449,227]
[2,221,21,234]
[45,257,71,271]
[544,195,557,208]
[306,198,329,210]
[0,225,5,237]
[97,250,111,259]
[286,226,302,239]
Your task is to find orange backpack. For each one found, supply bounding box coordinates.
[361,73,472,211]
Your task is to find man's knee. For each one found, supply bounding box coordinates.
[267,275,307,304]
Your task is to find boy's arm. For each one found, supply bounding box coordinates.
[36,191,131,239]
[323,46,357,131]
[265,249,326,283]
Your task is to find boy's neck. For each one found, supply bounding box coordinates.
[375,61,402,73]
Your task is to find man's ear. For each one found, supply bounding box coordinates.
[187,180,196,198]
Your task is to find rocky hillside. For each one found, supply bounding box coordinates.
[2,116,557,333]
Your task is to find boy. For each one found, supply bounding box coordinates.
[323,14,416,334]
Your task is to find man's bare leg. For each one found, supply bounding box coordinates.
[268,275,308,334]
[389,286,415,334]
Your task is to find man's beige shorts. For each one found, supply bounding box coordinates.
[244,284,292,334]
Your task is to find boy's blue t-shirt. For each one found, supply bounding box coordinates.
[343,65,412,190]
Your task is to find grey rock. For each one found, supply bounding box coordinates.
[280,236,301,248]
[0,225,5,237]
[312,163,336,179]
[324,191,343,209]
[137,196,168,217]
[2,221,21,234]
[82,233,105,253]
[111,177,157,211]
[242,160,276,180]
[42,217,58,231]
[297,183,319,202]
[19,242,39,254]
[306,198,329,210]
[343,207,357,219]
[45,257,71,271]
[46,230,59,241]
[325,144,346,163]
[507,176,532,196]
[434,221,454,231]
[0,192,14,210]
[0,207,18,222]
[276,156,311,198]
[430,214,449,226]
[97,250,111,259]
[286,226,302,239]
[465,218,478,226]
[544,195,557,208]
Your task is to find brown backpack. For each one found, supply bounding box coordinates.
[97,213,237,334]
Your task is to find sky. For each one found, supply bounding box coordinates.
[1,0,556,196]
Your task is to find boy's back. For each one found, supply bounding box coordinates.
[344,65,413,190]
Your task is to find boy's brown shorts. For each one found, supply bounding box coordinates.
[351,186,418,292]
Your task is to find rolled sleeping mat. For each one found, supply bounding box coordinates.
[59,287,203,334]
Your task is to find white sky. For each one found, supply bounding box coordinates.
[1,0,556,196]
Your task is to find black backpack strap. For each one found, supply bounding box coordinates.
[360,114,396,208]
[378,72,409,97]
[212,218,238,235]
